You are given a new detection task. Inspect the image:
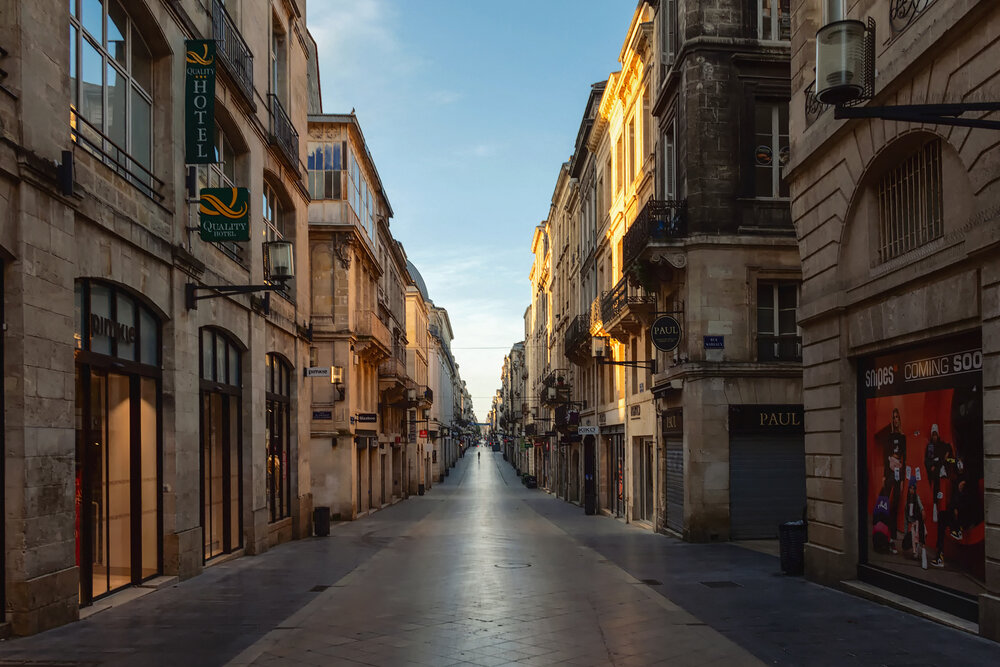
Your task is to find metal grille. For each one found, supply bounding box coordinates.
[877,139,943,263]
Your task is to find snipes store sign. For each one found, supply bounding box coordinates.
[185,40,216,164]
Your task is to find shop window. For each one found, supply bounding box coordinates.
[69,0,155,195]
[756,281,800,361]
[876,139,943,263]
[73,280,161,606]
[754,101,790,199]
[266,354,292,523]
[200,328,243,561]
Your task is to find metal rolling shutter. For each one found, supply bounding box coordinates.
[665,440,684,533]
[729,435,806,539]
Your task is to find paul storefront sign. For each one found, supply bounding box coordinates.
[859,331,985,604]
[185,40,216,164]
[199,188,250,242]
[650,315,681,352]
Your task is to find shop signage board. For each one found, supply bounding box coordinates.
[199,188,250,241]
[858,332,985,601]
[650,315,681,352]
[312,410,332,420]
[357,413,377,423]
[662,408,683,437]
[578,426,599,435]
[419,429,428,438]
[184,40,216,164]
[729,404,803,434]
[304,366,331,378]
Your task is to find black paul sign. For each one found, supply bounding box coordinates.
[185,40,216,164]
[729,404,804,434]
[650,315,681,352]
[199,188,250,241]
[662,408,683,437]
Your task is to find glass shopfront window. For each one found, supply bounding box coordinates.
[265,353,291,523]
[200,328,243,561]
[73,279,161,607]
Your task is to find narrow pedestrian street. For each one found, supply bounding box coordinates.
[0,449,995,667]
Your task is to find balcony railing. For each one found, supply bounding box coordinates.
[622,199,687,269]
[70,108,164,201]
[601,275,656,326]
[212,0,255,106]
[564,314,590,355]
[378,355,406,379]
[757,334,802,362]
[268,94,299,172]
[356,310,392,351]
[889,0,935,37]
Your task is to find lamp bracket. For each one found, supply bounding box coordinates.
[597,358,657,373]
[834,102,1000,131]
[185,282,287,312]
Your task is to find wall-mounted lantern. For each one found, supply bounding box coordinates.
[186,240,295,311]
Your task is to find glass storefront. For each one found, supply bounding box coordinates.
[265,353,291,523]
[858,332,985,616]
[74,280,161,606]
[200,329,243,561]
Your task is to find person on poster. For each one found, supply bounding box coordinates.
[923,423,953,523]
[903,476,926,564]
[877,407,907,552]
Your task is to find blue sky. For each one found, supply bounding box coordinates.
[307,0,633,421]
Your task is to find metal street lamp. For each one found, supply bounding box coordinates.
[186,240,296,311]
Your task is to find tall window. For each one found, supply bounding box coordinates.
[757,282,800,361]
[269,20,287,103]
[757,0,791,41]
[307,141,347,200]
[200,329,243,561]
[348,151,374,239]
[616,135,624,195]
[626,117,635,187]
[266,354,292,523]
[659,0,677,72]
[262,182,284,242]
[662,119,677,200]
[754,102,790,199]
[877,139,943,262]
[69,0,153,184]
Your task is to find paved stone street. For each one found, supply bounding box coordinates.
[0,449,997,666]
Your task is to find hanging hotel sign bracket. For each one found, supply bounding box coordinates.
[598,358,657,373]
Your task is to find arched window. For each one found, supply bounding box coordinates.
[266,354,292,522]
[200,328,243,561]
[69,0,153,186]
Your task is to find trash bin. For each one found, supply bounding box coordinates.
[779,520,807,575]
[313,506,330,537]
[418,483,425,496]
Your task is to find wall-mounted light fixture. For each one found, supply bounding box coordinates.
[186,240,295,311]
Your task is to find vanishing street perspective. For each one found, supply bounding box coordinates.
[0,0,999,665]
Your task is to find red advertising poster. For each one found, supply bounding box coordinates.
[860,333,985,597]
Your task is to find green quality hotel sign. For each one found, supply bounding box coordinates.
[199,188,250,242]
[185,40,216,164]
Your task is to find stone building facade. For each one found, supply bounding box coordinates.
[0,0,311,635]
[788,0,1000,636]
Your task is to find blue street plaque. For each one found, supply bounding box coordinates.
[704,335,725,349]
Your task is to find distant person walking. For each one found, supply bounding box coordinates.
[478,450,481,461]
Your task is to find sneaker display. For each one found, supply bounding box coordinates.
[930,556,945,568]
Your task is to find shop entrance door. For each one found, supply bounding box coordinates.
[76,368,159,606]
[201,391,241,560]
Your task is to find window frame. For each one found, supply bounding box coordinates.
[755,279,801,362]
[753,100,790,200]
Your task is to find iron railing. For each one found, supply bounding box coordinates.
[757,334,802,362]
[889,0,935,37]
[70,108,164,201]
[622,199,686,268]
[212,0,255,105]
[601,275,656,325]
[268,94,299,171]
[564,314,590,354]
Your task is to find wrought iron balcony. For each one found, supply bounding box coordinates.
[564,314,591,364]
[600,275,656,339]
[622,199,687,269]
[268,94,299,172]
[757,334,802,362]
[212,0,254,106]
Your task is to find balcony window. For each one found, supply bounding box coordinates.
[757,282,800,362]
[69,0,155,196]
[661,119,677,200]
[754,101,790,199]
[307,141,347,200]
